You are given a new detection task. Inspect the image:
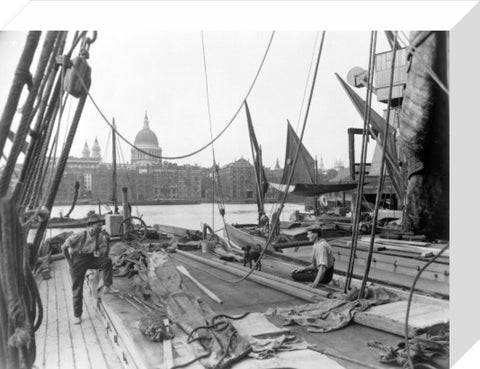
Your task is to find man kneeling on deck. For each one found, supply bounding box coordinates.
[291,225,335,287]
[61,213,119,324]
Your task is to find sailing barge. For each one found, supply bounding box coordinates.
[0,30,449,369]
[33,227,449,369]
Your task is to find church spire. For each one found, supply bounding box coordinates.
[92,137,101,159]
[274,157,281,169]
[82,141,90,158]
[144,110,149,129]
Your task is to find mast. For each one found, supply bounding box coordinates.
[112,117,118,213]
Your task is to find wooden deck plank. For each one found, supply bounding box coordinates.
[62,260,122,369]
[43,263,60,369]
[81,285,121,368]
[35,278,49,369]
[59,260,93,369]
[35,260,123,369]
[56,260,76,369]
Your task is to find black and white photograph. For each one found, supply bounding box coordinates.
[0,1,478,369]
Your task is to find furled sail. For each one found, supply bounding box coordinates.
[335,73,406,203]
[245,101,268,216]
[270,182,359,197]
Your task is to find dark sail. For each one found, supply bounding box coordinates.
[271,121,357,200]
[245,101,268,215]
[280,121,316,185]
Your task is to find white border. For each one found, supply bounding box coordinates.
[0,1,477,30]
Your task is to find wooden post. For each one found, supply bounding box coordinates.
[121,187,130,236]
[122,187,130,219]
[348,129,355,181]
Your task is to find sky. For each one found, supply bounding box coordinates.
[0,30,398,170]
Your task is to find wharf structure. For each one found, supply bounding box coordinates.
[52,113,319,205]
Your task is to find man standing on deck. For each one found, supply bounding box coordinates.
[291,225,335,287]
[61,213,118,324]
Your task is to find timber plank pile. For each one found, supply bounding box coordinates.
[278,236,449,297]
[353,300,449,337]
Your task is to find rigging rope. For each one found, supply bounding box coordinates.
[296,32,320,133]
[345,31,377,292]
[226,31,327,284]
[404,243,449,369]
[402,31,449,96]
[200,32,232,248]
[0,32,54,197]
[19,33,68,207]
[0,31,40,159]
[0,31,78,369]
[79,31,275,161]
[201,31,218,230]
[359,31,398,299]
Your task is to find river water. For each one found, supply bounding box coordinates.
[49,202,305,232]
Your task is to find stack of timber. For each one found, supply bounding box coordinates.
[319,236,449,297]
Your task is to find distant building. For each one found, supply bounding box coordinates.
[131,112,162,166]
[218,158,256,203]
[56,114,285,205]
[91,137,101,159]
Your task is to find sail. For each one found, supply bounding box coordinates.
[280,121,316,185]
[245,101,268,215]
[270,182,359,197]
[335,73,406,203]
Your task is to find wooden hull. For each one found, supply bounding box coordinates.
[225,223,449,297]
[30,215,106,229]
[154,223,199,237]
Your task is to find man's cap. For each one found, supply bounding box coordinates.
[87,214,102,225]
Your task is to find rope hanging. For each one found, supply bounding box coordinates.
[358,31,398,299]
[344,31,378,292]
[79,32,275,161]
[402,31,449,96]
[201,31,218,230]
[0,30,89,369]
[226,31,327,284]
[200,32,232,248]
[296,32,320,133]
[0,32,41,158]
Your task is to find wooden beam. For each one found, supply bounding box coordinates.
[176,265,223,304]
[162,319,174,369]
[175,250,328,302]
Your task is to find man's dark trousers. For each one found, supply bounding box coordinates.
[70,254,113,318]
